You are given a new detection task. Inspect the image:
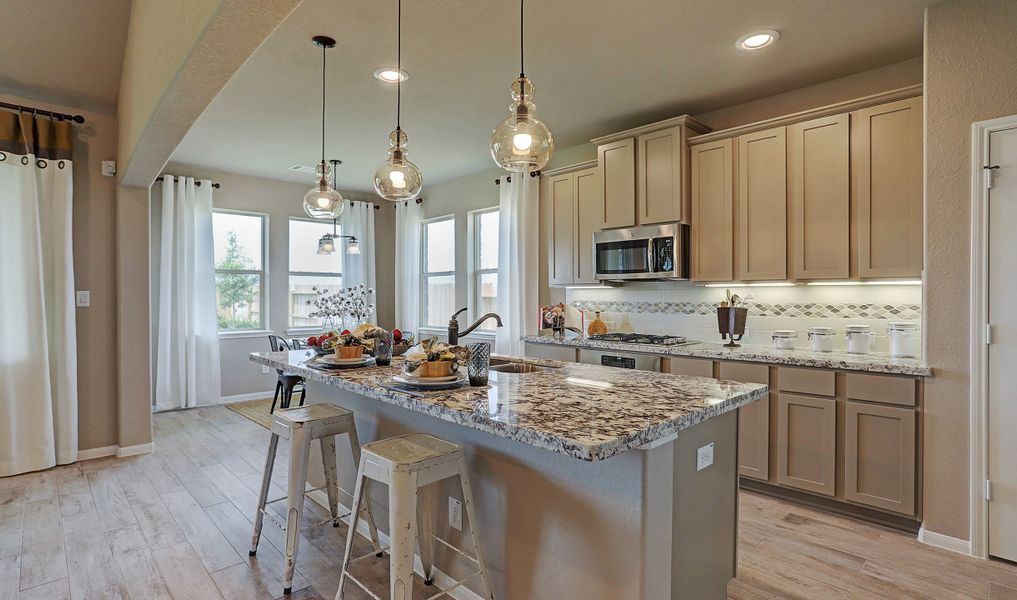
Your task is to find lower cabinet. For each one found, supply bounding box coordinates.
[523,343,578,363]
[844,401,916,515]
[776,394,837,497]
[719,362,770,481]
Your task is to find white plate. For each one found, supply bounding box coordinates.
[318,355,372,366]
[396,372,460,383]
[391,374,466,389]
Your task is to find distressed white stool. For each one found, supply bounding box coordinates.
[335,433,496,600]
[250,403,381,595]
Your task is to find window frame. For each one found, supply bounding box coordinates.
[467,206,499,330]
[212,208,269,334]
[420,214,456,329]
[286,217,343,332]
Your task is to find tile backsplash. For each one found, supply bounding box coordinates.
[566,282,923,355]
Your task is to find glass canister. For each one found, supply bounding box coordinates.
[887,321,919,358]
[374,331,393,366]
[845,324,874,354]
[772,330,798,350]
[808,327,836,352]
[467,342,491,386]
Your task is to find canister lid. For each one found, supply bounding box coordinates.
[845,324,872,333]
[808,327,835,335]
[888,321,919,331]
[773,329,798,338]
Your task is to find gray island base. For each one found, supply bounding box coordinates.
[251,350,767,599]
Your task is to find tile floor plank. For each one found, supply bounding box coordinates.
[151,543,225,600]
[106,527,173,600]
[18,578,70,600]
[19,496,67,591]
[85,469,138,533]
[114,462,187,550]
[62,510,125,600]
[160,491,242,573]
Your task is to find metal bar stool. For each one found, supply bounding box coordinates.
[250,404,382,595]
[335,433,495,600]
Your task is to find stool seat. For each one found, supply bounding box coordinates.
[274,403,352,426]
[363,433,460,465]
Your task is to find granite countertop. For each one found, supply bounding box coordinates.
[250,350,768,462]
[521,335,933,377]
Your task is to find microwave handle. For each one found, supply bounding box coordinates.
[647,239,655,271]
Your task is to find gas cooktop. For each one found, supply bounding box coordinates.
[587,333,694,346]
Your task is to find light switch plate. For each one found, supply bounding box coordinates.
[261,365,270,374]
[75,290,90,307]
[448,497,463,531]
[697,442,715,471]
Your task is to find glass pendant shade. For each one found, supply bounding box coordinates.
[490,77,554,173]
[317,234,336,254]
[373,128,423,201]
[303,162,345,219]
[346,237,361,255]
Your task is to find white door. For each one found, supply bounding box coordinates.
[988,124,1017,562]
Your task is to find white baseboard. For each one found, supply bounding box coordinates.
[77,445,118,461]
[306,489,484,600]
[116,442,155,458]
[918,525,973,556]
[221,390,276,404]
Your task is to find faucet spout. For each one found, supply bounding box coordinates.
[448,311,503,345]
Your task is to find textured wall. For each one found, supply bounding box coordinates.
[923,0,1017,541]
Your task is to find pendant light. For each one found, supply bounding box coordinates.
[490,0,554,173]
[373,0,423,202]
[316,159,360,255]
[303,35,345,220]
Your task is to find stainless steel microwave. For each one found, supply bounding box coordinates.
[593,223,689,281]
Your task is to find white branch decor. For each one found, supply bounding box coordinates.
[307,283,376,331]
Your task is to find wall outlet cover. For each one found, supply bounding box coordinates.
[448,497,463,531]
[101,161,117,176]
[697,442,715,471]
[261,365,270,374]
[75,290,90,307]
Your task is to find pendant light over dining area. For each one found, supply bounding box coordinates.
[373,0,423,202]
[490,0,554,173]
[303,35,345,220]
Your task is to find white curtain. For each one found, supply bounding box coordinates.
[496,175,539,355]
[154,175,221,411]
[394,200,422,338]
[0,133,78,476]
[341,200,377,321]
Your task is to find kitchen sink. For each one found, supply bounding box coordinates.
[489,362,546,374]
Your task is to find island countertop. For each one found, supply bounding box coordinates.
[521,335,933,377]
[250,350,767,462]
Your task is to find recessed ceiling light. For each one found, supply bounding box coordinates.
[736,29,780,50]
[373,67,408,83]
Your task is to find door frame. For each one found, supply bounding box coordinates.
[969,113,1017,559]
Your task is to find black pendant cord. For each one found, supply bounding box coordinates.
[519,0,525,78]
[320,43,327,165]
[396,0,402,133]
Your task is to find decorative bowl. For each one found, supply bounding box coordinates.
[393,342,411,356]
[407,360,453,378]
[338,345,365,359]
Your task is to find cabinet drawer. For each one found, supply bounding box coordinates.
[778,367,835,397]
[846,373,917,407]
[718,362,768,384]
[665,357,714,378]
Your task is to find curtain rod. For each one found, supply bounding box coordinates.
[494,170,541,185]
[0,101,85,124]
[155,175,221,189]
[348,199,382,211]
[392,197,424,208]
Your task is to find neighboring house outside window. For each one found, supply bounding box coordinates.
[212,210,266,330]
[288,218,342,329]
[470,208,499,331]
[421,216,455,328]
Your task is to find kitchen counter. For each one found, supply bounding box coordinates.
[250,350,767,462]
[521,334,933,377]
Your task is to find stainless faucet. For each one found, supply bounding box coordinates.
[448,307,502,345]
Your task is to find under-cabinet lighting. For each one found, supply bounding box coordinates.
[702,282,798,288]
[806,280,923,287]
[565,377,613,390]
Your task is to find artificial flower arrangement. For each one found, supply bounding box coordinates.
[403,337,472,378]
[308,323,389,357]
[306,283,376,331]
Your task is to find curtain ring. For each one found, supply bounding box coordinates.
[0,152,6,161]
[21,156,29,165]
[58,160,66,169]
[36,159,47,169]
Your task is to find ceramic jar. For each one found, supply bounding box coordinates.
[845,325,874,354]
[772,330,798,350]
[808,327,836,352]
[887,322,919,358]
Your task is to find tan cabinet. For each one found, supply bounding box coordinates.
[524,343,578,363]
[664,357,715,378]
[777,393,836,496]
[720,362,770,481]
[690,139,734,281]
[789,114,850,279]
[737,127,788,281]
[844,401,916,515]
[573,167,602,284]
[853,96,924,278]
[546,172,575,285]
[638,126,684,225]
[598,138,637,229]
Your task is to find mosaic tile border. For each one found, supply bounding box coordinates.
[571,300,922,320]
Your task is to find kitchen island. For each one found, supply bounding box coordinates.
[251,350,767,600]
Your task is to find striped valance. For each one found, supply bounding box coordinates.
[0,111,73,160]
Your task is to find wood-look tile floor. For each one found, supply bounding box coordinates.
[0,404,1014,599]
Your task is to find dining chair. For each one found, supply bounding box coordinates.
[267,335,306,413]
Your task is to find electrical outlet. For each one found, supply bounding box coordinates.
[262,365,270,374]
[697,442,715,471]
[75,290,90,307]
[448,497,463,531]
[101,160,116,176]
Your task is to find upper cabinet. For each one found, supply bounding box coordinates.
[542,162,603,287]
[690,139,734,282]
[545,172,575,286]
[573,167,603,284]
[852,96,924,278]
[592,116,710,229]
[789,114,851,280]
[737,127,788,281]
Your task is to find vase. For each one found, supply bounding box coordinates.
[467,342,491,386]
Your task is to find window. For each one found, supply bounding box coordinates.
[421,216,455,328]
[213,211,266,330]
[288,218,343,328]
[470,208,499,331]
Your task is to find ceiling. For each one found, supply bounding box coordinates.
[172,0,936,193]
[0,0,131,113]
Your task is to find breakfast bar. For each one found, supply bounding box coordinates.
[251,349,767,599]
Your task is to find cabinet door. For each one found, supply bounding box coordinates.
[547,173,575,285]
[720,362,770,481]
[789,114,850,279]
[737,127,787,281]
[598,138,636,229]
[690,139,734,281]
[853,97,923,278]
[638,127,682,225]
[844,401,916,515]
[573,166,603,284]
[777,393,836,496]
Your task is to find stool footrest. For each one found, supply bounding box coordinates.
[433,535,480,565]
[340,571,385,600]
[348,546,390,565]
[424,570,482,600]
